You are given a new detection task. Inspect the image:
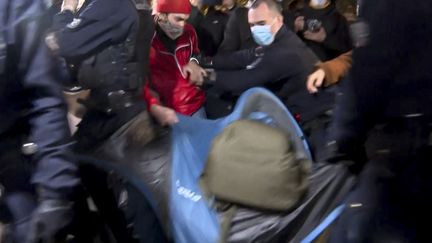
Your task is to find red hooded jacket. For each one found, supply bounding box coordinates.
[143,24,205,115]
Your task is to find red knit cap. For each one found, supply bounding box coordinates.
[156,0,192,14]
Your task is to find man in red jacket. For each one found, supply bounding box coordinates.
[144,0,207,126]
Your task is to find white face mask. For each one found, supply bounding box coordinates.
[310,0,328,7]
[250,18,277,46]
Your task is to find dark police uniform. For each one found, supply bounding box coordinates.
[327,0,432,241]
[51,0,152,150]
[51,1,166,242]
[0,0,80,242]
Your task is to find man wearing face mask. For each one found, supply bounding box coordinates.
[292,0,352,61]
[194,0,330,117]
[144,0,207,126]
[192,0,335,159]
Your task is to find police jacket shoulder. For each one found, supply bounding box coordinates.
[53,0,139,60]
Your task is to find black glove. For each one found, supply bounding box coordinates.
[26,199,73,243]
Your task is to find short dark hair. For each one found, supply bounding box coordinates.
[250,0,283,15]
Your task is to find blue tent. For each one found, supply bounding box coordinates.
[170,88,312,243]
[79,88,353,243]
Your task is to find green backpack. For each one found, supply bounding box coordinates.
[201,119,310,212]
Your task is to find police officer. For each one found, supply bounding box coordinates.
[0,0,80,242]
[326,0,432,241]
[48,0,162,242]
[49,0,151,149]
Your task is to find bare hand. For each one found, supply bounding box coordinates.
[306,68,326,93]
[150,105,179,126]
[304,27,327,43]
[182,61,207,86]
[61,0,79,12]
[189,0,200,7]
[77,0,86,11]
[45,33,59,52]
[294,16,305,33]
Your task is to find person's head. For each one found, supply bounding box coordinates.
[284,0,306,11]
[189,0,200,7]
[248,0,284,46]
[155,0,191,39]
[222,0,236,9]
[308,0,330,9]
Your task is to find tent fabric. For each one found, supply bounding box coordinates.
[169,88,313,243]
[226,163,355,243]
[81,88,355,243]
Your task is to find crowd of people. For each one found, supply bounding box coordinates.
[0,0,431,242]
